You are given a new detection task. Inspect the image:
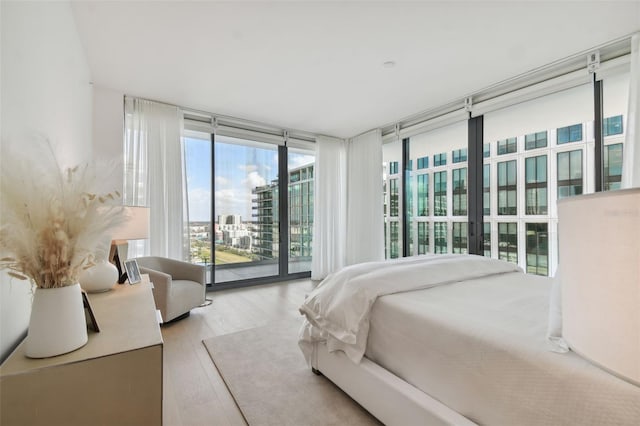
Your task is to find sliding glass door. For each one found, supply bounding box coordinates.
[185,130,314,288]
[184,132,213,284]
[288,149,315,274]
[383,141,402,258]
[213,136,280,283]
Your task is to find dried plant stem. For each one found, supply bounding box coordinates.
[1,139,126,289]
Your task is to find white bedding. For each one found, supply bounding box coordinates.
[299,254,521,364]
[299,254,640,425]
[366,273,640,425]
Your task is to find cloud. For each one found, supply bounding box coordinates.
[289,154,315,169]
[214,188,245,205]
[214,188,255,221]
[242,171,267,189]
[237,164,258,173]
[187,187,211,222]
[215,175,230,187]
[188,186,257,222]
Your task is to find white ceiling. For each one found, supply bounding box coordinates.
[71,1,640,138]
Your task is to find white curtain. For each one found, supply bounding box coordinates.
[311,136,347,280]
[622,33,640,188]
[123,97,189,260]
[345,129,384,265]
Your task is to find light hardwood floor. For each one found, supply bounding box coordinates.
[162,278,316,426]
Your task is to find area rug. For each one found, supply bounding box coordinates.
[203,321,381,426]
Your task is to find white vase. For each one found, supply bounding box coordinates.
[25,283,88,358]
[79,260,118,293]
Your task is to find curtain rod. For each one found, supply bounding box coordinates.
[379,31,637,138]
[126,95,320,142]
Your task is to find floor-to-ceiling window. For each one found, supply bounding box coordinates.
[213,136,280,283]
[184,123,315,287]
[288,149,315,274]
[375,56,628,277]
[602,69,629,193]
[383,141,402,259]
[405,156,414,255]
[184,131,213,283]
[483,80,607,276]
[400,121,468,257]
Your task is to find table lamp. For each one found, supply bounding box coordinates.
[78,206,149,292]
[558,188,640,386]
[110,206,150,283]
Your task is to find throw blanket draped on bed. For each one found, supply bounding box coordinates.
[298,254,522,364]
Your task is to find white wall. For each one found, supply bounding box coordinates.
[0,1,93,361]
[93,85,125,192]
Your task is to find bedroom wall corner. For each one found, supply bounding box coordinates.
[0,0,93,362]
[93,86,125,194]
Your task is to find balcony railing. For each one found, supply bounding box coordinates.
[196,257,312,284]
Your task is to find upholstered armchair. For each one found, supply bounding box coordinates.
[136,256,206,323]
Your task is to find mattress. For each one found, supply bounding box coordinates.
[365,273,640,426]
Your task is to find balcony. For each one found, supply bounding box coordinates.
[197,257,312,284]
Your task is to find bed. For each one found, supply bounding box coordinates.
[298,254,640,425]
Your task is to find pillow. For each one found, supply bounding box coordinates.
[546,267,569,353]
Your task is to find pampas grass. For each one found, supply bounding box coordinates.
[0,140,125,289]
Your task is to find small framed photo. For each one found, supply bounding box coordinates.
[82,290,100,332]
[124,259,142,284]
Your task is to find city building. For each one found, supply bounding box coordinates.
[217,215,252,250]
[252,179,279,261]
[252,164,314,261]
[383,108,627,277]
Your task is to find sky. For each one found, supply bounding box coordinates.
[185,136,314,222]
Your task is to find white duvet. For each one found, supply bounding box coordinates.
[298,254,522,364]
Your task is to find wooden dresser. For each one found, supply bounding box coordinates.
[0,279,163,425]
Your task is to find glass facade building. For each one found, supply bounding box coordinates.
[317,67,631,281]
[382,76,627,278]
[252,164,314,265]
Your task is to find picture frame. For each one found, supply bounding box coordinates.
[82,290,100,332]
[124,259,142,284]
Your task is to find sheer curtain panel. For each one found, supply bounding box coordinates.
[622,33,640,188]
[311,136,347,280]
[123,97,189,260]
[346,129,384,265]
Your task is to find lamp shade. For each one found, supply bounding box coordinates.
[558,188,640,385]
[111,206,149,241]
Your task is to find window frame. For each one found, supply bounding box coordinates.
[556,124,583,144]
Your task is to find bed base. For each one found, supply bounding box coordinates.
[311,342,477,426]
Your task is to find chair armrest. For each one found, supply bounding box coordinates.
[154,258,205,285]
[139,267,171,314]
[140,267,171,287]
